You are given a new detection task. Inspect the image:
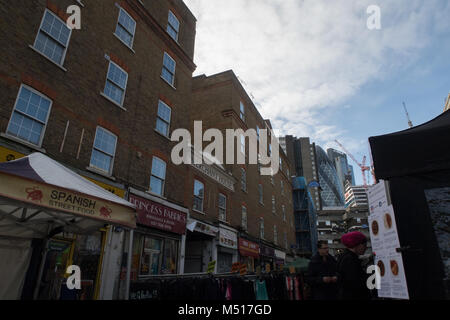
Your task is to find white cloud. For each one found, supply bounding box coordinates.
[185,0,449,165]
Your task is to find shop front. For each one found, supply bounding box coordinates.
[184,218,218,273]
[260,244,275,273]
[216,225,238,273]
[0,153,136,300]
[124,188,188,299]
[238,238,259,273]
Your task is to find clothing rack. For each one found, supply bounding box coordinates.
[137,270,298,281]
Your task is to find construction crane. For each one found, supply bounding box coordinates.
[403,102,413,128]
[335,140,371,188]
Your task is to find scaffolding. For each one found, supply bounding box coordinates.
[292,177,318,257]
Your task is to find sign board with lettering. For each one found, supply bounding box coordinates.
[207,260,216,273]
[368,181,409,300]
[0,172,136,228]
[129,194,187,235]
[191,163,235,192]
[219,227,237,249]
[238,238,259,258]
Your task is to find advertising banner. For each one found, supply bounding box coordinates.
[0,172,136,228]
[368,181,409,299]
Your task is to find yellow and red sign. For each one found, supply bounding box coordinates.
[0,171,136,228]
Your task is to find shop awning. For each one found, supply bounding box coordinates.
[0,153,136,239]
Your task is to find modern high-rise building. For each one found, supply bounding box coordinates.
[348,165,356,186]
[344,180,368,208]
[315,146,345,207]
[327,148,352,192]
[280,136,321,210]
[280,136,319,257]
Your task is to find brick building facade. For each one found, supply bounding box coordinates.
[0,0,196,299]
[190,70,297,272]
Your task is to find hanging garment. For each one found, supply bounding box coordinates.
[255,280,269,300]
[225,280,232,300]
[294,276,302,300]
[286,276,294,300]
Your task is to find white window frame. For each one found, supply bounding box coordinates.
[260,217,264,239]
[161,52,176,86]
[32,9,73,67]
[240,134,245,155]
[114,7,137,49]
[6,84,53,148]
[167,10,180,42]
[272,196,276,215]
[102,60,129,107]
[193,180,204,212]
[258,184,263,204]
[89,126,118,175]
[149,156,166,196]
[274,225,278,245]
[155,100,172,137]
[241,206,247,231]
[218,193,227,222]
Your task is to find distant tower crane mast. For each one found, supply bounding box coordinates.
[334,140,372,188]
[403,102,413,128]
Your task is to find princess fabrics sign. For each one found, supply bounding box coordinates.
[129,194,187,235]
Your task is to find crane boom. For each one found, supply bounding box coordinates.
[403,102,413,128]
[335,140,371,188]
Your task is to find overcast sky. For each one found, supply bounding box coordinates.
[184,0,450,184]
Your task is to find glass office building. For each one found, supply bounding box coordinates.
[316,146,345,207]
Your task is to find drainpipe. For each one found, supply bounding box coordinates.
[124,229,134,300]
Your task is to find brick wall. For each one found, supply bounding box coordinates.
[0,0,196,208]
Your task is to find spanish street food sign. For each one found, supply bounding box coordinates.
[368,181,409,300]
[0,171,136,228]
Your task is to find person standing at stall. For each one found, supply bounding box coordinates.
[336,231,372,300]
[307,241,339,300]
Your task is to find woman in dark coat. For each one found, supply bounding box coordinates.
[307,241,339,300]
[336,231,372,300]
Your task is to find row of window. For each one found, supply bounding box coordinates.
[33,8,178,111]
[6,85,168,197]
[258,217,289,249]
[192,179,291,242]
[35,5,180,65]
[6,84,171,176]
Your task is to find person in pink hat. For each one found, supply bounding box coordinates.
[336,231,372,300]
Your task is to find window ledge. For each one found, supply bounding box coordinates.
[0,133,46,153]
[86,166,116,181]
[145,190,167,200]
[100,92,127,111]
[76,0,85,7]
[192,209,206,215]
[153,129,171,141]
[160,76,176,90]
[29,45,67,72]
[113,33,136,53]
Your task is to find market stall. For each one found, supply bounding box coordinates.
[369,110,450,299]
[0,153,136,300]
